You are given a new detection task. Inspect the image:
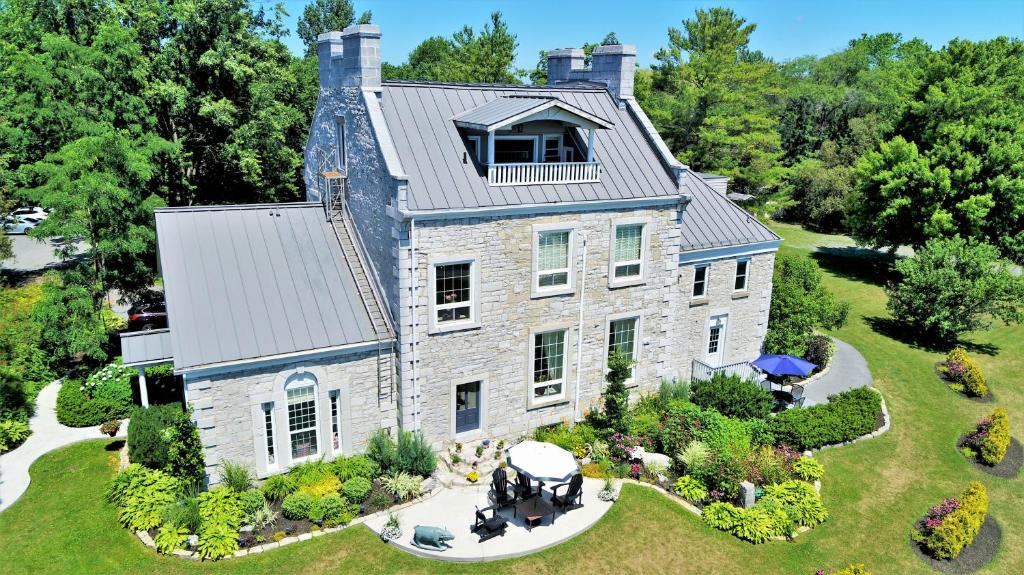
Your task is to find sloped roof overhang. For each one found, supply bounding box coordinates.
[452,96,614,132]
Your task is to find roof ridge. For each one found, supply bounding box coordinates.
[155,202,320,214]
[382,79,604,91]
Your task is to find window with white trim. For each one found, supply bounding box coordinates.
[286,380,319,460]
[536,230,571,290]
[708,324,722,355]
[692,264,708,298]
[466,136,481,163]
[434,261,474,324]
[532,329,567,401]
[335,120,346,171]
[543,135,561,163]
[612,223,644,280]
[608,316,639,380]
[734,259,749,291]
[262,402,276,467]
[330,391,340,451]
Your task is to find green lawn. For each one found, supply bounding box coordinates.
[1,223,1020,574]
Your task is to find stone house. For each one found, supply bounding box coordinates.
[120,25,780,484]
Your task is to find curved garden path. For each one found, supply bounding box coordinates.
[0,381,110,512]
[802,338,873,406]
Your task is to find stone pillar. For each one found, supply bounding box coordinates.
[740,481,756,509]
[546,48,584,85]
[137,367,149,408]
[316,31,344,89]
[589,44,637,101]
[339,24,381,89]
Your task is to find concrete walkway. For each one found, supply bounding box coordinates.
[365,476,613,562]
[802,338,872,406]
[0,381,110,512]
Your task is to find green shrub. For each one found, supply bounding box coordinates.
[220,461,253,492]
[289,459,335,485]
[282,492,315,520]
[804,335,835,370]
[85,360,135,407]
[162,488,202,532]
[767,388,882,450]
[196,522,238,560]
[260,474,297,501]
[764,254,849,357]
[342,476,373,502]
[761,480,828,527]
[395,431,436,477]
[55,381,123,427]
[792,457,825,482]
[673,475,707,503]
[106,464,180,531]
[534,422,598,457]
[657,378,689,407]
[367,429,398,473]
[690,373,774,420]
[333,455,379,482]
[0,419,30,453]
[154,524,190,554]
[126,404,181,470]
[311,493,346,525]
[731,507,778,544]
[703,502,743,531]
[913,482,988,559]
[946,348,989,397]
[164,407,205,485]
[835,565,872,575]
[198,486,243,530]
[237,489,266,519]
[980,408,1010,465]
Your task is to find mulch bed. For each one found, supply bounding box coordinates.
[959,437,1023,479]
[933,362,995,403]
[910,516,1002,574]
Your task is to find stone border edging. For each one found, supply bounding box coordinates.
[135,481,448,560]
[814,387,890,452]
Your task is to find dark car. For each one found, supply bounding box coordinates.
[128,300,168,331]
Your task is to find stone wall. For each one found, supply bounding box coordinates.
[676,252,776,378]
[304,87,400,322]
[187,349,397,484]
[395,204,693,446]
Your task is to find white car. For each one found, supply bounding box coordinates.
[2,215,41,234]
[8,206,48,220]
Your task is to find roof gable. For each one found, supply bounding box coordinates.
[452,96,614,132]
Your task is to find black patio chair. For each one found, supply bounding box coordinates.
[513,471,536,501]
[471,505,508,542]
[550,474,584,522]
[490,468,515,509]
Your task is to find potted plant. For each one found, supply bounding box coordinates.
[380,513,402,542]
[598,478,616,502]
[100,419,121,437]
[466,470,479,483]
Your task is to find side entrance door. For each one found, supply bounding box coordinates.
[705,314,728,367]
[455,381,480,434]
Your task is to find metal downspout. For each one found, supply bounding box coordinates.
[574,232,588,422]
[410,218,419,433]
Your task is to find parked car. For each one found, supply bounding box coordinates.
[8,206,48,220]
[128,300,168,331]
[2,215,42,234]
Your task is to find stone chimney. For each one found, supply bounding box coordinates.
[546,44,636,101]
[316,24,381,90]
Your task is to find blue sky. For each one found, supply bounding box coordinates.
[272,0,1024,68]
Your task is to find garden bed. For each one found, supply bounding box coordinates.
[958,437,1022,479]
[910,516,1002,574]
[933,363,995,403]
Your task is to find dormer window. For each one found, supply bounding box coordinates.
[543,135,562,163]
[466,136,481,163]
[493,136,536,163]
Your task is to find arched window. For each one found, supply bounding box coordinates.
[284,373,320,461]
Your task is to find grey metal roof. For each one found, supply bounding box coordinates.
[120,329,173,367]
[155,203,379,371]
[451,96,613,131]
[696,172,728,181]
[679,171,780,251]
[379,82,681,211]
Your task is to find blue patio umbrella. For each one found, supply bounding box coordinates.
[751,354,817,377]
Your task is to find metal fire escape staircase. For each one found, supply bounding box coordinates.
[318,159,396,405]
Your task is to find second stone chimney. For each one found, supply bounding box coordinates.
[546,43,636,101]
[316,24,382,91]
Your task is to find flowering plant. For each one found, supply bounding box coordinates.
[921,498,961,531]
[100,419,121,437]
[466,471,479,483]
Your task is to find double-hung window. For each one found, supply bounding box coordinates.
[692,264,709,298]
[734,259,750,292]
[286,380,319,461]
[329,391,341,451]
[533,225,575,296]
[610,221,647,286]
[532,329,567,402]
[607,316,639,381]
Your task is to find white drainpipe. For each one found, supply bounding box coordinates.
[573,232,588,422]
[409,218,420,433]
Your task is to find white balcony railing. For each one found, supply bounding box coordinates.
[487,161,602,186]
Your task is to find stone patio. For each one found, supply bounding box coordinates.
[364,476,613,562]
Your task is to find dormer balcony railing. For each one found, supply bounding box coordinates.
[487,161,602,186]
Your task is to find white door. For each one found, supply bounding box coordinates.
[705,315,728,367]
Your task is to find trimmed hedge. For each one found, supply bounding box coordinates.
[980,408,1010,465]
[945,347,989,397]
[56,380,129,427]
[127,404,183,470]
[767,388,882,451]
[690,373,774,420]
[0,419,31,453]
[913,481,988,559]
